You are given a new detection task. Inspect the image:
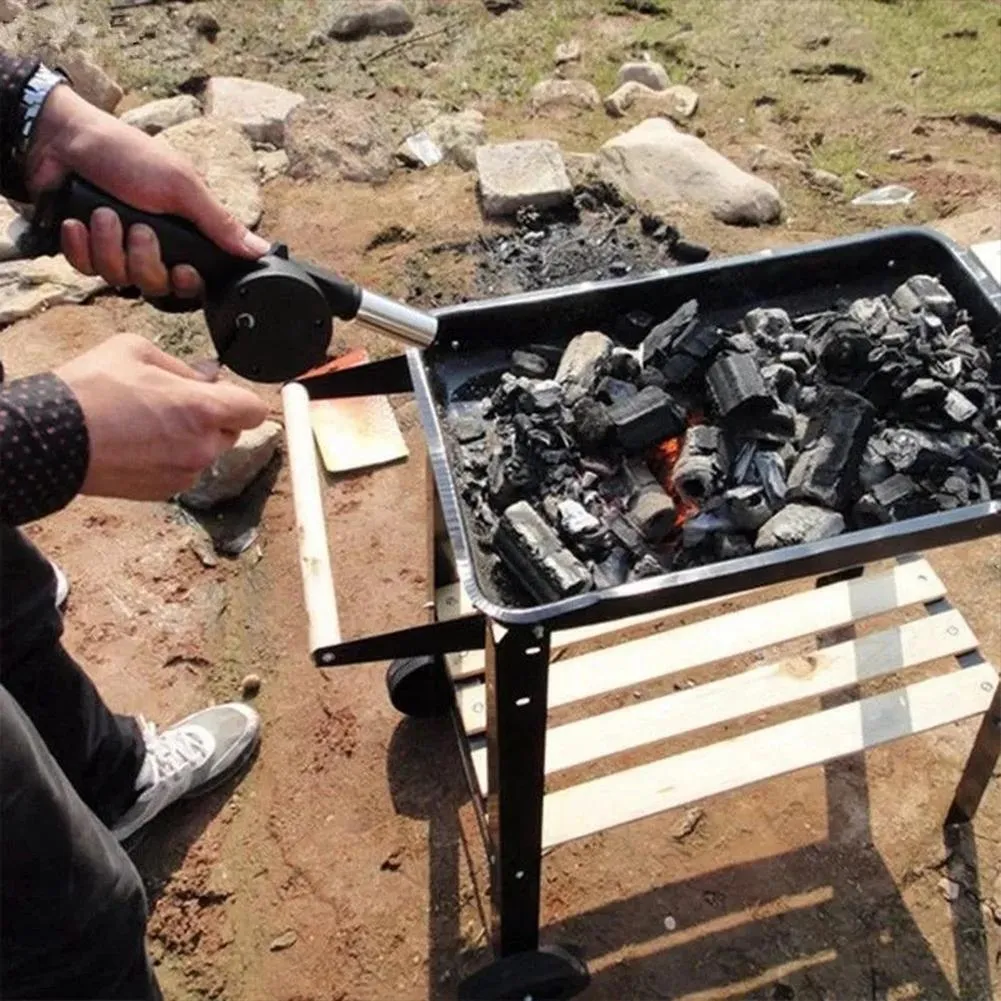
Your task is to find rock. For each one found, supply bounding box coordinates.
[888,147,906,160]
[564,151,599,188]
[50,50,122,113]
[0,199,26,261]
[257,148,289,182]
[750,144,801,172]
[599,118,783,226]
[328,0,413,40]
[241,673,262,698]
[396,131,443,168]
[188,10,220,40]
[808,167,844,192]
[851,184,916,206]
[531,77,600,115]
[0,0,25,24]
[205,77,305,147]
[554,39,581,65]
[425,110,486,170]
[268,930,298,951]
[180,420,282,510]
[121,95,202,135]
[0,255,106,325]
[937,876,961,902]
[616,59,670,91]
[476,140,573,217]
[285,100,394,183]
[604,80,698,120]
[672,806,704,840]
[483,0,522,11]
[157,118,262,227]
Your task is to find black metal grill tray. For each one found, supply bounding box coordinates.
[410,226,1001,628]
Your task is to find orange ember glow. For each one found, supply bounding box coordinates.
[650,434,699,529]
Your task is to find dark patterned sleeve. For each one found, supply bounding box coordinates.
[0,50,42,202]
[0,373,90,525]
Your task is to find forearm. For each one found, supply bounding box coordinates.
[0,49,44,201]
[0,371,89,526]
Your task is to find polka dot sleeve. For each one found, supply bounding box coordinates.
[0,373,89,526]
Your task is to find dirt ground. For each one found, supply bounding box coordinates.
[3,1,1001,999]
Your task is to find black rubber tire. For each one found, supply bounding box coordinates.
[385,655,451,718]
[457,945,590,1001]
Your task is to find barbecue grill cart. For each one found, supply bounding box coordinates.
[282,228,1001,1001]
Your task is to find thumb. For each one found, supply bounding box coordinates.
[172,174,271,260]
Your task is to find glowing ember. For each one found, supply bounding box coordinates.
[649,435,700,527]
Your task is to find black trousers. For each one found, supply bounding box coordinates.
[1,526,160,1001]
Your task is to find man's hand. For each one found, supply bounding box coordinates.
[55,334,268,501]
[26,85,270,298]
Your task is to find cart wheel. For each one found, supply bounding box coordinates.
[457,945,590,1001]
[385,655,451,718]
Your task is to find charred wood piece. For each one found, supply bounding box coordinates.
[570,397,612,451]
[641,299,699,369]
[597,376,639,406]
[624,460,676,542]
[556,498,611,557]
[755,503,846,550]
[511,350,551,379]
[787,388,875,508]
[726,485,773,531]
[608,386,686,452]
[672,425,720,502]
[744,307,793,342]
[555,331,614,402]
[494,501,593,603]
[706,353,771,419]
[891,274,957,324]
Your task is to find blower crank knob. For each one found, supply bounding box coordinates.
[205,257,332,383]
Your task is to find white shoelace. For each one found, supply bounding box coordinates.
[137,718,212,790]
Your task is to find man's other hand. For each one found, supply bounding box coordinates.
[26,84,270,298]
[56,334,268,501]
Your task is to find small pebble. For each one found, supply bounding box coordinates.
[242,674,262,699]
[663,915,677,931]
[269,929,297,951]
[937,876,961,902]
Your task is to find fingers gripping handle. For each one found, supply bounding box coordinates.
[281,383,342,657]
[32,175,252,288]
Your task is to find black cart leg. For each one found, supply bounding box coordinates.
[946,677,1000,825]
[485,621,550,956]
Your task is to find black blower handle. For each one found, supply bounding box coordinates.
[30,175,364,317]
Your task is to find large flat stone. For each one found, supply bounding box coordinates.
[285,100,394,183]
[156,118,262,228]
[0,255,106,325]
[530,77,600,115]
[206,77,305,147]
[599,118,783,226]
[180,420,282,510]
[476,140,572,217]
[121,95,202,135]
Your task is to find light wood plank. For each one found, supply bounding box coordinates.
[541,661,999,849]
[456,561,945,735]
[437,582,757,682]
[468,608,977,791]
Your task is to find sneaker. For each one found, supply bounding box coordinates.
[50,560,69,610]
[112,703,261,843]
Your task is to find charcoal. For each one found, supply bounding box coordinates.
[639,366,667,389]
[739,399,798,444]
[706,353,771,419]
[744,307,793,341]
[859,438,894,490]
[728,332,757,353]
[630,553,665,579]
[715,533,754,560]
[853,494,891,527]
[672,425,720,501]
[881,327,910,347]
[511,350,550,379]
[762,363,797,403]
[555,331,613,402]
[872,472,917,507]
[596,376,639,406]
[556,498,610,557]
[453,414,486,443]
[818,317,873,380]
[494,501,592,603]
[487,441,537,509]
[942,474,970,504]
[787,388,875,508]
[930,355,964,384]
[593,548,632,589]
[900,378,948,410]
[570,397,611,451]
[610,346,642,380]
[608,385,686,451]
[778,332,809,353]
[673,239,710,264]
[522,379,562,412]
[779,352,810,375]
[891,274,957,324]
[659,352,702,386]
[726,485,773,531]
[609,514,647,557]
[961,443,999,479]
[943,388,977,425]
[642,299,699,368]
[796,385,819,411]
[875,427,964,474]
[754,450,788,507]
[525,343,566,368]
[849,296,892,337]
[627,487,676,543]
[755,503,846,550]
[614,312,656,346]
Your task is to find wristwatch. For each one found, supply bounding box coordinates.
[14,63,68,183]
